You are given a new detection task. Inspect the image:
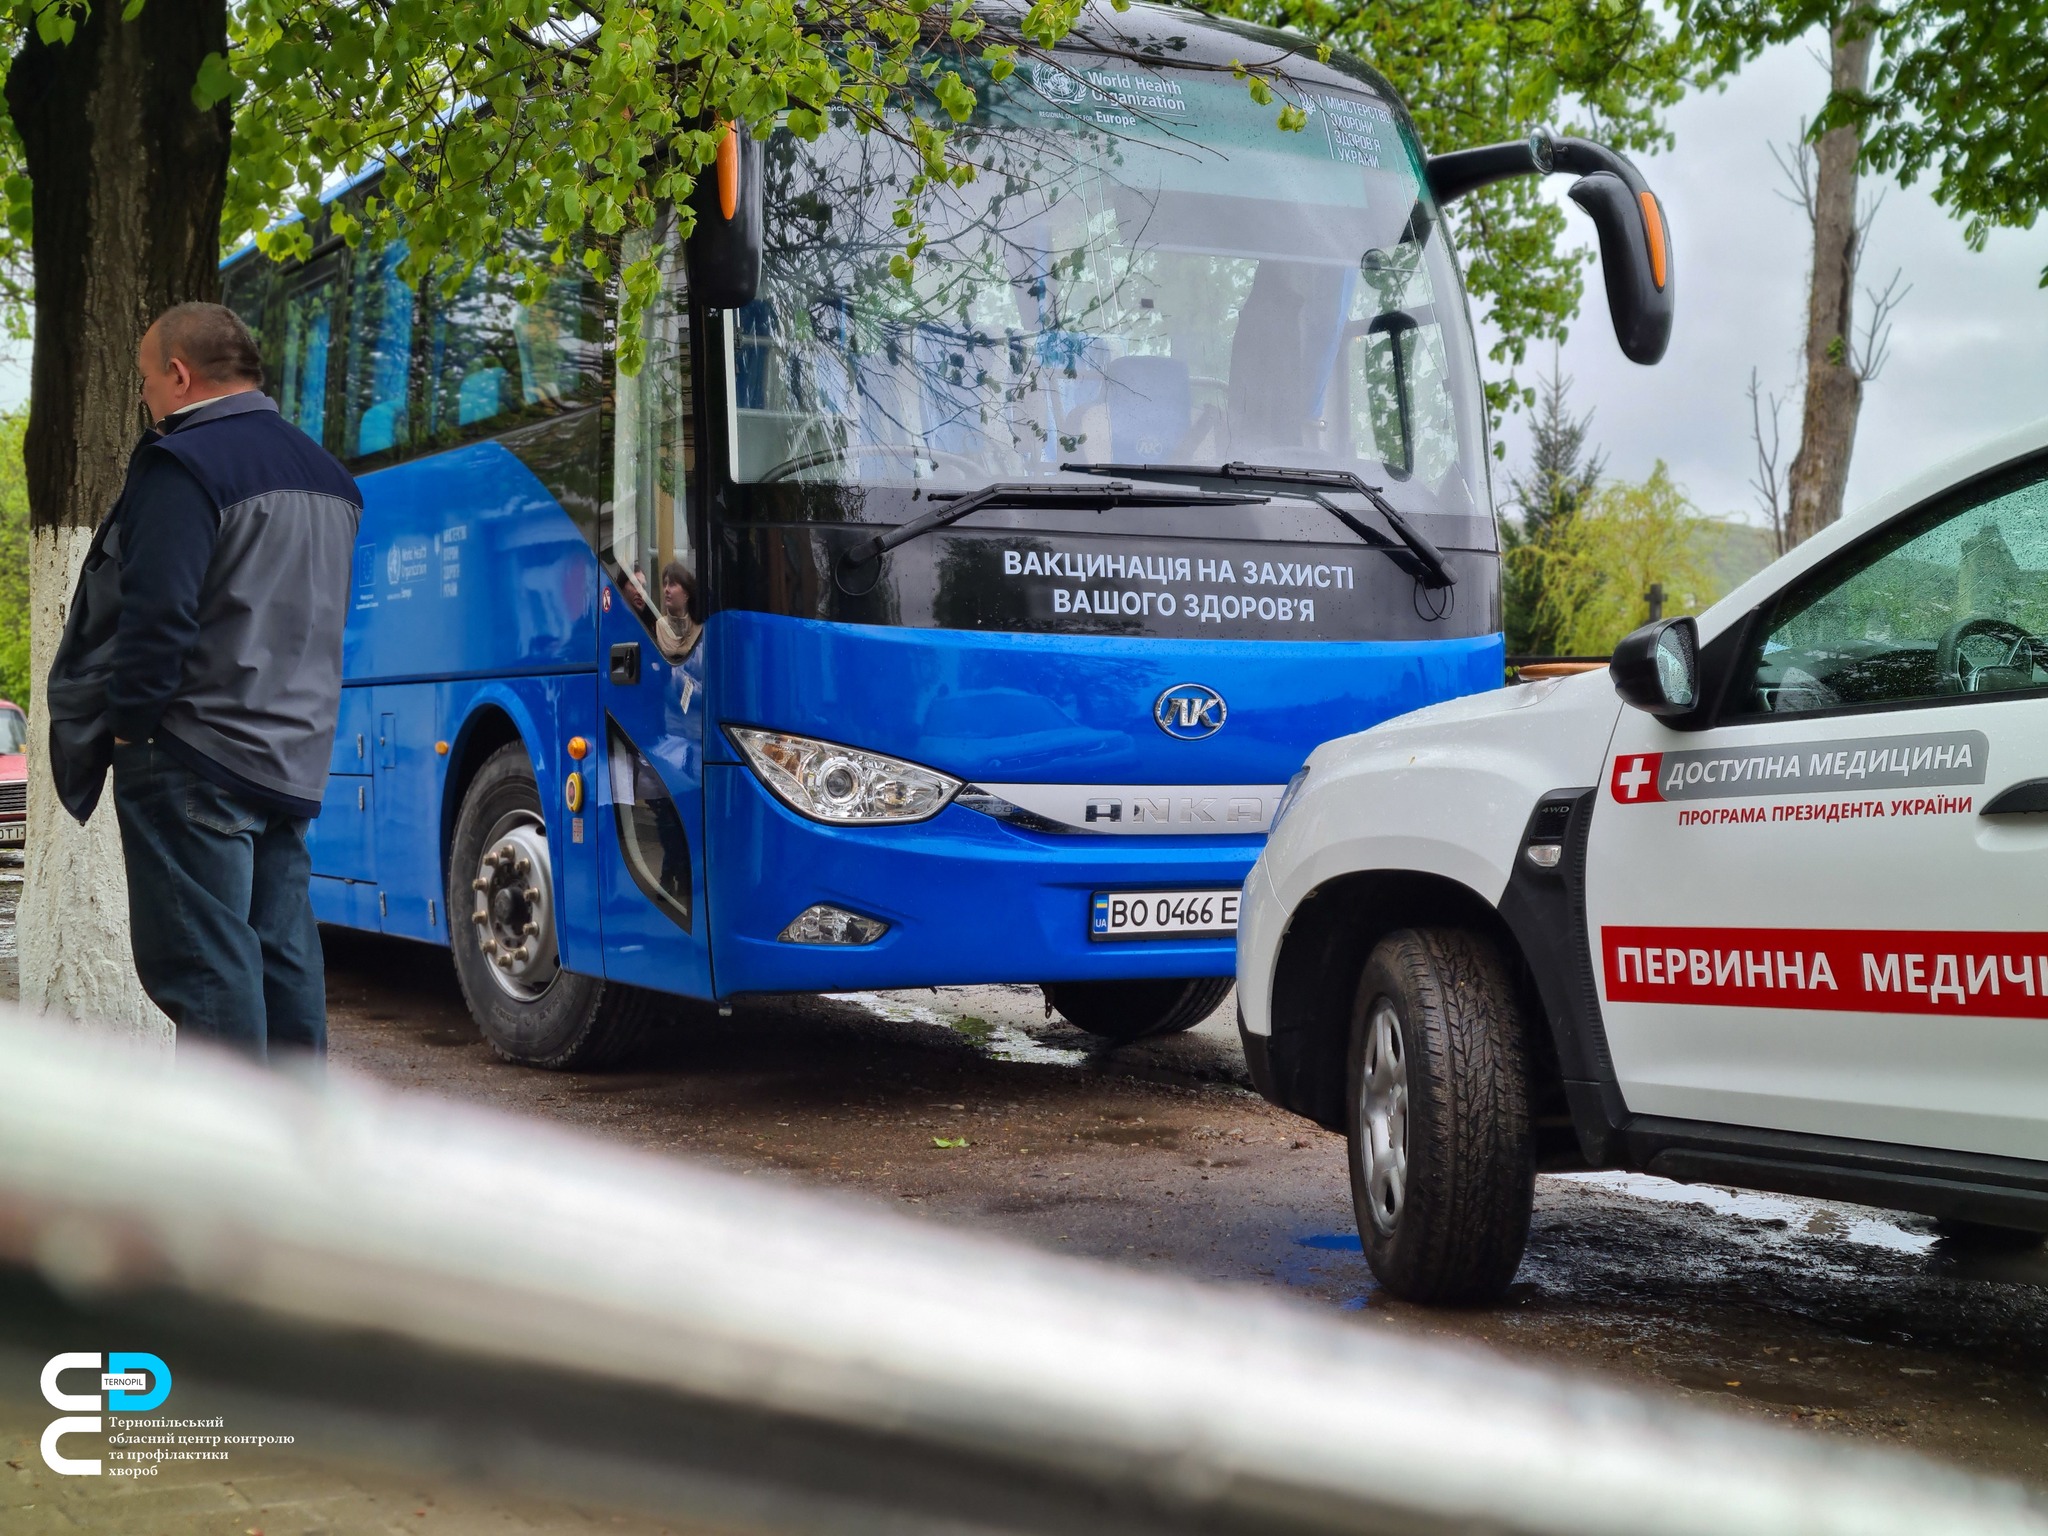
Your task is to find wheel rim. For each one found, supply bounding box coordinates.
[469,811,561,1002]
[1359,998,1408,1237]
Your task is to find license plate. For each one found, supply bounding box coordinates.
[1090,888,1239,940]
[0,824,22,845]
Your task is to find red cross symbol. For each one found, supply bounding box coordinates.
[1610,753,1664,803]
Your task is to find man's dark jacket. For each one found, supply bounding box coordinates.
[47,392,362,823]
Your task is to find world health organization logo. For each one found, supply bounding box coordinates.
[1154,683,1226,740]
[1031,61,1088,106]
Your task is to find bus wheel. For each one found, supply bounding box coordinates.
[1348,928,1534,1305]
[1041,977,1234,1042]
[449,743,654,1069]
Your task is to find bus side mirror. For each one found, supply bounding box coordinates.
[1426,130,1673,366]
[687,123,762,309]
[1567,172,1672,365]
[1611,617,1698,716]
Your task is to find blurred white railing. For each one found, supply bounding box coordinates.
[0,1006,2039,1535]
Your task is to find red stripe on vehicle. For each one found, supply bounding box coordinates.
[1602,925,2048,1019]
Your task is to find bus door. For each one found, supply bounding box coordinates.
[595,247,713,1000]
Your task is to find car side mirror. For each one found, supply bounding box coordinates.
[1610,616,1699,716]
[686,123,762,309]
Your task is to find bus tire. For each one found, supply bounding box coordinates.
[448,743,655,1070]
[1348,928,1533,1305]
[1041,976,1234,1042]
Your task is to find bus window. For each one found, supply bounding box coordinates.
[277,258,341,447]
[346,240,417,462]
[423,256,604,448]
[728,75,1488,521]
[609,222,696,655]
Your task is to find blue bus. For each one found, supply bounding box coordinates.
[221,2,1672,1067]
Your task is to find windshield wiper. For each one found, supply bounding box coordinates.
[836,480,1267,592]
[1060,461,1455,590]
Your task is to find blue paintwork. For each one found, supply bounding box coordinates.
[713,611,1504,785]
[597,578,714,1002]
[315,435,1505,1002]
[308,432,605,968]
[707,764,1260,993]
[702,615,1501,994]
[343,438,597,684]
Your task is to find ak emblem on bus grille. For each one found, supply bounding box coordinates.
[1154,683,1227,740]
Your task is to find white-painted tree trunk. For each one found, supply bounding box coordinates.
[19,524,172,1046]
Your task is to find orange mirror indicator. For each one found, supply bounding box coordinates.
[566,735,590,760]
[1639,191,1668,291]
[717,123,740,221]
[434,740,450,755]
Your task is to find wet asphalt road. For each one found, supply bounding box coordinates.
[6,880,2048,1503]
[311,926,2048,1490]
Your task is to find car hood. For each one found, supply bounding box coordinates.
[1309,667,1617,768]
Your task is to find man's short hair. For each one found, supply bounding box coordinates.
[152,302,264,387]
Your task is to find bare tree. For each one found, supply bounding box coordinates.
[1746,367,1790,558]
[1771,127,1912,389]
[1778,9,1914,548]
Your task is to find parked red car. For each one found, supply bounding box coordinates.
[0,699,25,849]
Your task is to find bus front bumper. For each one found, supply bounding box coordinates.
[706,765,1259,996]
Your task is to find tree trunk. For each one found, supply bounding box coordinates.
[1784,12,1874,547]
[6,0,230,1039]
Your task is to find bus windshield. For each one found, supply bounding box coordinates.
[730,56,1489,519]
[0,709,23,755]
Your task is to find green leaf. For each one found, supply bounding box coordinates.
[931,1137,970,1148]
[192,51,236,110]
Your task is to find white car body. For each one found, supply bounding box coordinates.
[1239,419,2048,1224]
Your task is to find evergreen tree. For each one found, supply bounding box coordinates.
[1503,358,1605,653]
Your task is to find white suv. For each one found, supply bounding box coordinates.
[1238,422,2048,1304]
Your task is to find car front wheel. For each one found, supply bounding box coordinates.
[1348,927,1534,1305]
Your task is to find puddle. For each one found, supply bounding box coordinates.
[1551,1171,1936,1256]
[832,991,1091,1068]
[1075,1122,1181,1148]
[1665,1364,1867,1410]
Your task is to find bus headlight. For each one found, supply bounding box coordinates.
[731,728,961,824]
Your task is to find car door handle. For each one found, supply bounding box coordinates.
[609,642,642,685]
[1980,779,2048,815]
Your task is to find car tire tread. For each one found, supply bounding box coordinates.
[1351,926,1534,1305]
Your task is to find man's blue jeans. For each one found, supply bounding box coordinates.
[111,740,326,1059]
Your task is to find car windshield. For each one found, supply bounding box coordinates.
[0,710,24,755]
[728,56,1489,518]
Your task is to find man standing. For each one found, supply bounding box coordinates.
[47,302,360,1059]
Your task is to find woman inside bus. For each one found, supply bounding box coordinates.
[656,561,702,663]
